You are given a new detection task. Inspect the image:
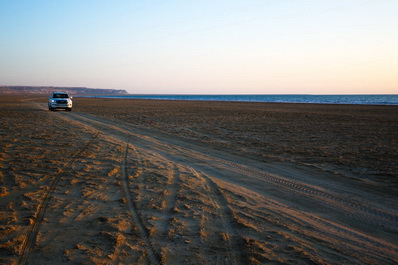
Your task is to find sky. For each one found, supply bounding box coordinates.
[1,0,397,94]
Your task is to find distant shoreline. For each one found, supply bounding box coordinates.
[0,86,128,95]
[77,94,398,105]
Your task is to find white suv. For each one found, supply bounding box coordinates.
[48,92,73,111]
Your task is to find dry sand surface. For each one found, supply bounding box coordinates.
[1,95,397,264]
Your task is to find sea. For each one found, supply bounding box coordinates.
[83,94,398,105]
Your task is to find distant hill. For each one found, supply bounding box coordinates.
[0,86,128,95]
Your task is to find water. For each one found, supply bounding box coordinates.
[83,94,398,105]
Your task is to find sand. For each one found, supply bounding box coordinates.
[0,95,397,264]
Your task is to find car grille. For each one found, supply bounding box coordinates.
[56,100,67,104]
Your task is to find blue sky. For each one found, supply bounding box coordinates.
[1,0,397,94]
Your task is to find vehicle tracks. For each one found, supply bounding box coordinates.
[214,159,398,227]
[64,110,398,232]
[189,167,247,265]
[157,164,181,240]
[120,142,161,265]
[47,108,398,263]
[18,133,99,265]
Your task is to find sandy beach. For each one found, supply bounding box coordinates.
[1,95,397,264]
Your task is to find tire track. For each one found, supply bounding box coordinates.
[303,212,398,257]
[18,133,99,265]
[45,109,392,214]
[212,179,398,263]
[215,159,398,226]
[65,111,398,226]
[157,164,181,240]
[56,109,398,261]
[120,143,161,265]
[189,167,247,265]
[51,140,120,225]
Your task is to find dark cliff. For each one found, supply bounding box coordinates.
[0,86,128,95]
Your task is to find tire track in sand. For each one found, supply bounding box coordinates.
[189,167,247,265]
[18,133,99,265]
[120,143,161,265]
[215,159,398,227]
[68,111,397,227]
[55,108,398,261]
[157,164,181,240]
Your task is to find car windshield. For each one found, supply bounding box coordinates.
[53,94,68,98]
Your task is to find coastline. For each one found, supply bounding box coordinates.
[76,94,398,105]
